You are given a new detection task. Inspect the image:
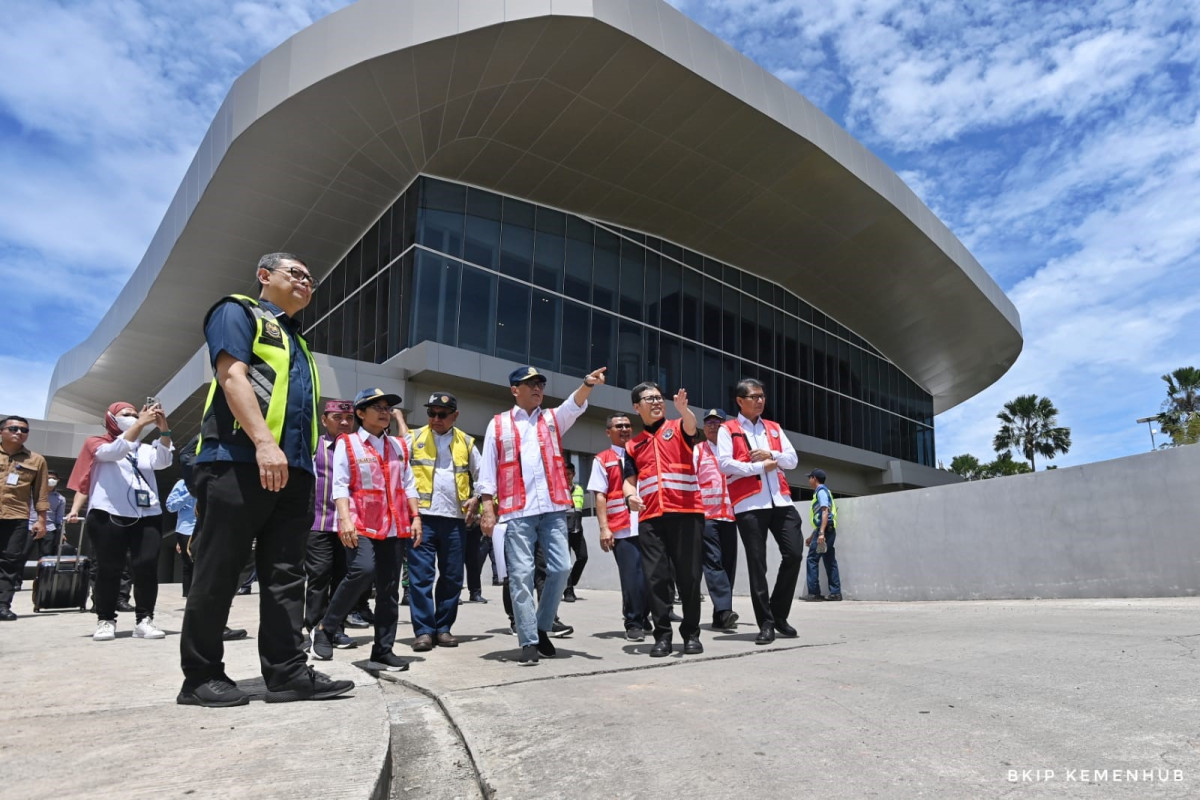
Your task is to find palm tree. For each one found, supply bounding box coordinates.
[1159,367,1200,445]
[993,394,1071,470]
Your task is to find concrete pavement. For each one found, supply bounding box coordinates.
[3,583,1199,799]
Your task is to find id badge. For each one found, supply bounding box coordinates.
[5,472,17,486]
[134,489,152,508]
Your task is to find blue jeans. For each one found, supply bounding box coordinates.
[407,515,465,636]
[504,512,570,647]
[806,527,840,596]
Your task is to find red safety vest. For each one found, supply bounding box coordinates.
[723,418,791,506]
[493,408,570,517]
[694,440,734,521]
[343,432,413,540]
[594,447,631,532]
[628,419,703,521]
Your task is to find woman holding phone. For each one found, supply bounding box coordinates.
[67,401,174,642]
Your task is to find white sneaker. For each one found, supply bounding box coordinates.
[133,617,166,639]
[93,620,116,641]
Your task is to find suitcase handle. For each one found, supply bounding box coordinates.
[56,517,88,561]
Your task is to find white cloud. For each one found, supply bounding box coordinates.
[0,356,55,420]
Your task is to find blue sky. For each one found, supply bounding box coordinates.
[2,0,1197,468]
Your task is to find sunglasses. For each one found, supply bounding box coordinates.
[3,425,29,434]
[427,410,453,419]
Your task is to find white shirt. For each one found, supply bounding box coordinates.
[476,391,589,522]
[331,429,417,538]
[406,428,481,519]
[587,445,638,539]
[87,437,174,517]
[716,413,798,514]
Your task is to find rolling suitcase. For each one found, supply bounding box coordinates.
[32,520,92,612]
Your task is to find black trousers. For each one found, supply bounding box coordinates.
[735,505,805,628]
[322,536,403,659]
[638,513,704,640]
[179,463,313,691]
[0,518,29,607]
[87,510,161,622]
[177,534,194,597]
[566,524,588,588]
[463,523,486,594]
[304,529,347,630]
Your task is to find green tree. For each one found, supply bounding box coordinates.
[949,454,983,480]
[1159,366,1200,446]
[993,394,1071,470]
[981,452,1034,478]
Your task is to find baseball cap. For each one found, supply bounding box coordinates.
[508,365,547,386]
[353,387,401,409]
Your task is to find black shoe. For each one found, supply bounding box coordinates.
[519,644,539,665]
[650,637,673,657]
[550,620,574,638]
[400,588,410,606]
[330,628,357,649]
[222,627,248,641]
[116,600,135,612]
[625,626,645,642]
[492,578,504,587]
[368,651,411,672]
[803,593,825,602]
[310,627,334,661]
[177,679,249,708]
[0,606,16,622]
[773,620,798,638]
[826,594,843,601]
[683,636,703,655]
[344,612,370,629]
[713,610,739,632]
[562,586,577,603]
[755,626,775,645]
[265,667,354,703]
[537,630,557,658]
[468,590,488,603]
[236,587,251,596]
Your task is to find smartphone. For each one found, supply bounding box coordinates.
[146,396,161,408]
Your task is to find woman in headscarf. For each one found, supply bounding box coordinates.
[67,401,174,642]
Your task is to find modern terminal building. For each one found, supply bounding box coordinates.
[42,0,1022,500]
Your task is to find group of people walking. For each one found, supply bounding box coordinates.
[0,250,842,710]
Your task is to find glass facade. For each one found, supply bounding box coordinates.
[296,176,936,466]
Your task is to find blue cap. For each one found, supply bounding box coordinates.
[508,365,547,386]
[703,408,726,421]
[353,387,401,409]
[807,468,827,483]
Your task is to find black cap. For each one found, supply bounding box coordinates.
[703,408,727,421]
[353,387,401,409]
[806,468,827,483]
[424,392,457,411]
[508,365,547,386]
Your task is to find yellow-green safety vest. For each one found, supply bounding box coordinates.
[410,425,475,510]
[198,294,320,456]
[811,486,837,529]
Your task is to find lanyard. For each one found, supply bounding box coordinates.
[125,454,149,488]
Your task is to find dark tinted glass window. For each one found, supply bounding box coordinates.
[499,198,534,281]
[529,290,561,371]
[643,252,660,327]
[592,228,619,311]
[660,334,681,391]
[660,258,681,333]
[418,181,466,258]
[496,279,530,361]
[616,320,642,389]
[681,269,701,341]
[533,208,565,293]
[561,300,589,374]
[464,190,501,270]
[590,311,616,371]
[702,349,722,413]
[619,239,644,320]
[564,217,592,303]
[756,303,773,368]
[702,277,722,349]
[377,207,393,268]
[458,265,496,355]
[740,298,758,362]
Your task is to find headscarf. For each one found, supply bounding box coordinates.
[67,402,135,495]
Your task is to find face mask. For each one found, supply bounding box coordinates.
[48,479,58,488]
[115,414,137,432]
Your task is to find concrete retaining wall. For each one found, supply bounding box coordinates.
[575,444,1200,602]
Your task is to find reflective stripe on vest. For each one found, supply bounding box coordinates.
[198,294,320,456]
[410,426,474,510]
[723,418,791,506]
[344,432,412,539]
[811,486,838,529]
[494,409,570,516]
[629,419,703,521]
[694,441,734,521]
[594,448,630,531]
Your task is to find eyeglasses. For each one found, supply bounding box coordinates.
[518,378,546,389]
[740,393,766,401]
[363,403,393,413]
[608,423,632,429]
[267,266,317,286]
[2,425,29,434]
[637,395,664,404]
[427,410,452,420]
